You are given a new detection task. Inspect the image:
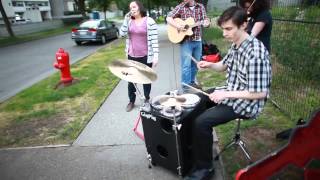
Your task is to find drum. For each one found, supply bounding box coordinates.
[180,94,200,109]
[161,106,182,117]
[151,95,167,110]
[151,95,183,118]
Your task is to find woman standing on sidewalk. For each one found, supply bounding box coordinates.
[119,0,159,112]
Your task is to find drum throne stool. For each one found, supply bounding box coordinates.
[214,118,253,163]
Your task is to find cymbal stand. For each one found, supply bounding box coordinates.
[133,83,151,112]
[170,105,182,176]
[133,83,145,102]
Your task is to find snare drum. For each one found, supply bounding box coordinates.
[151,95,183,117]
[161,106,182,117]
[180,94,200,109]
[151,95,167,110]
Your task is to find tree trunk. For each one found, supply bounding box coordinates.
[103,7,107,20]
[147,0,151,17]
[79,1,86,18]
[74,0,86,19]
[0,0,15,37]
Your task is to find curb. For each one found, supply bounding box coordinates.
[0,144,71,151]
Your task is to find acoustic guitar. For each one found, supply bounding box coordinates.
[167,17,203,43]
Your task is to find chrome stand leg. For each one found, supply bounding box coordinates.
[133,83,145,102]
[171,106,182,176]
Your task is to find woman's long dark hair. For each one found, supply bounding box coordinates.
[132,0,147,17]
[239,0,271,17]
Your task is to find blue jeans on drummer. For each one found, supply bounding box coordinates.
[180,40,202,85]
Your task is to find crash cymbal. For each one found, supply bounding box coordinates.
[108,60,157,84]
[159,97,186,110]
[161,97,181,107]
[158,95,186,104]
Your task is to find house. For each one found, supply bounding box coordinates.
[0,0,52,23]
[0,0,15,24]
[49,0,79,19]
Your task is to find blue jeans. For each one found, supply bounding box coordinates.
[180,40,202,85]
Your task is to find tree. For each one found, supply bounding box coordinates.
[74,0,87,18]
[0,0,14,37]
[88,0,112,20]
[114,0,130,14]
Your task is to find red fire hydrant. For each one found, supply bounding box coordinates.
[54,48,73,84]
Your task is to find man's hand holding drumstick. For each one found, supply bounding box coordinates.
[197,60,214,70]
[188,54,216,71]
[186,55,229,103]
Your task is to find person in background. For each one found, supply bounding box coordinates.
[119,0,159,112]
[166,0,210,92]
[240,0,273,52]
[184,6,272,180]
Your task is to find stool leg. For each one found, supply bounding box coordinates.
[214,119,252,163]
[238,139,252,162]
[214,138,236,160]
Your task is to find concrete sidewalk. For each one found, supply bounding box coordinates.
[0,24,224,180]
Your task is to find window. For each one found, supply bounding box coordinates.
[80,21,100,28]
[12,1,24,7]
[105,22,112,28]
[99,21,106,28]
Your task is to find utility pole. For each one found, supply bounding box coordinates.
[0,0,15,37]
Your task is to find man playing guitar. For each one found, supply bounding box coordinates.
[166,0,210,92]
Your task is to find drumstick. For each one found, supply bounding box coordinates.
[182,83,210,97]
[188,54,199,65]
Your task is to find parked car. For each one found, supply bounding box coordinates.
[14,14,31,24]
[71,19,119,45]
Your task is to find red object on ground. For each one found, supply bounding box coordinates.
[236,109,320,180]
[202,54,221,63]
[53,48,73,83]
[133,115,144,141]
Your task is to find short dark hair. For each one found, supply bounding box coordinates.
[217,6,248,28]
[132,0,147,17]
[239,0,271,17]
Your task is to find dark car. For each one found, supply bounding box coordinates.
[71,19,118,45]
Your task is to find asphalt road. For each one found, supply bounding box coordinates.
[0,33,113,103]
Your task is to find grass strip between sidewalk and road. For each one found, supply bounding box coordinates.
[0,24,76,47]
[0,40,125,148]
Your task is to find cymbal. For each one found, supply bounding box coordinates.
[108,60,157,84]
[160,97,182,107]
[158,95,186,104]
[158,95,187,110]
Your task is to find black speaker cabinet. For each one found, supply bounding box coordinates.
[140,102,205,176]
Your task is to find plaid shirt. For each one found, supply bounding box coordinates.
[167,2,207,41]
[220,35,272,118]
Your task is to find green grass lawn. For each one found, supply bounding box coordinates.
[0,40,125,147]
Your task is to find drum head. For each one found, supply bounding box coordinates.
[180,94,200,108]
[161,106,182,117]
[151,95,167,110]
